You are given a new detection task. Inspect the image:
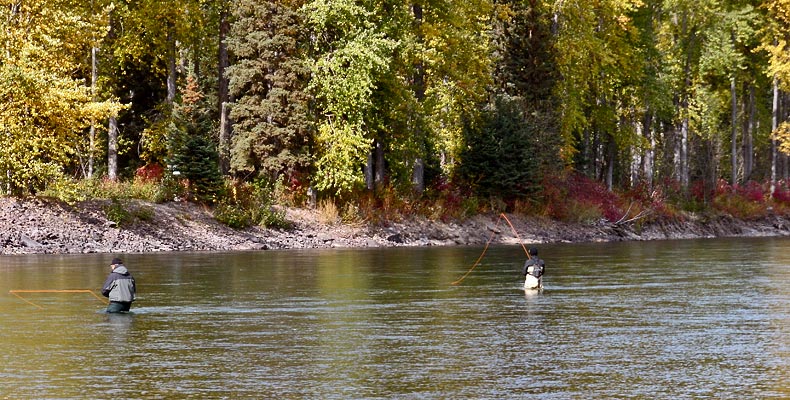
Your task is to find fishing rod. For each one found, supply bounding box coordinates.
[451,213,530,285]
[9,289,109,309]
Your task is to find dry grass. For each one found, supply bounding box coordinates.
[317,199,339,225]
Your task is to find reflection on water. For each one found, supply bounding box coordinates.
[1,237,789,398]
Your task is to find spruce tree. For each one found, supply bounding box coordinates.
[458,96,545,199]
[225,0,312,182]
[167,76,224,203]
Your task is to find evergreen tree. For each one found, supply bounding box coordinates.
[458,96,545,198]
[225,0,312,182]
[487,0,562,188]
[491,0,556,104]
[167,77,224,203]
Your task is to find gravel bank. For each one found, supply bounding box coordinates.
[1,197,788,255]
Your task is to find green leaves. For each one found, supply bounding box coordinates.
[309,29,397,122]
[313,122,372,194]
[303,0,400,194]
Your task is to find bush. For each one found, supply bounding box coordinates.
[773,182,790,205]
[101,199,156,227]
[104,199,132,226]
[213,179,289,229]
[713,193,767,220]
[42,177,162,204]
[710,179,769,220]
[213,202,255,229]
[542,172,622,223]
[135,163,165,182]
[132,205,156,221]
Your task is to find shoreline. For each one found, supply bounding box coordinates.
[1,197,788,255]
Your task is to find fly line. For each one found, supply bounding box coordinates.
[9,289,109,309]
[451,213,530,285]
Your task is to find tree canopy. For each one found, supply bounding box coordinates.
[1,0,789,207]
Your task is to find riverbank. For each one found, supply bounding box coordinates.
[0,196,788,254]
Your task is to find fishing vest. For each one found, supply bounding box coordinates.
[527,260,544,278]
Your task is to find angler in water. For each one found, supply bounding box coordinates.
[522,247,545,290]
[101,257,137,313]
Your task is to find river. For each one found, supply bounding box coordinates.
[1,237,789,398]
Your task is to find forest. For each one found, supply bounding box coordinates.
[2,0,790,227]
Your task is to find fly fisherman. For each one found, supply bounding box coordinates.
[522,247,545,290]
[101,257,136,313]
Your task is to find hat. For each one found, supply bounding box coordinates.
[111,257,123,265]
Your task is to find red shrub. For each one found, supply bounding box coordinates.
[773,181,790,205]
[735,181,766,203]
[543,172,623,222]
[135,163,164,182]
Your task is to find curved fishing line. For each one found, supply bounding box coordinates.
[9,289,109,309]
[451,213,531,285]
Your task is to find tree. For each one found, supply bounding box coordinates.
[0,1,121,194]
[762,0,790,195]
[226,0,312,182]
[104,0,217,178]
[406,0,494,191]
[167,76,224,203]
[457,95,545,198]
[551,0,645,190]
[303,0,399,195]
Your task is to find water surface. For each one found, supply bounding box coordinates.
[1,237,789,398]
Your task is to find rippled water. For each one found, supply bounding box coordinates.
[1,237,789,398]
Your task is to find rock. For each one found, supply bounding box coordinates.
[20,234,41,248]
[386,233,403,243]
[0,197,788,255]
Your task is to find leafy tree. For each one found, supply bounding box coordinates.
[300,0,496,196]
[0,1,121,194]
[405,0,494,190]
[762,0,790,193]
[303,0,399,195]
[105,0,219,177]
[679,2,757,199]
[551,0,645,189]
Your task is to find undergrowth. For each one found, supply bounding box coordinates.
[37,168,790,229]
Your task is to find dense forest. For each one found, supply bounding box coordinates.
[2,0,790,226]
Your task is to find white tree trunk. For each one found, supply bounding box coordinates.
[108,117,118,181]
[771,78,779,198]
[89,45,98,179]
[730,78,738,185]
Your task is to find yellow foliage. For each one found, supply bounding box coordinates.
[776,122,790,155]
[0,1,123,193]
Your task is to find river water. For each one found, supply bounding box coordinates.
[1,237,789,399]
